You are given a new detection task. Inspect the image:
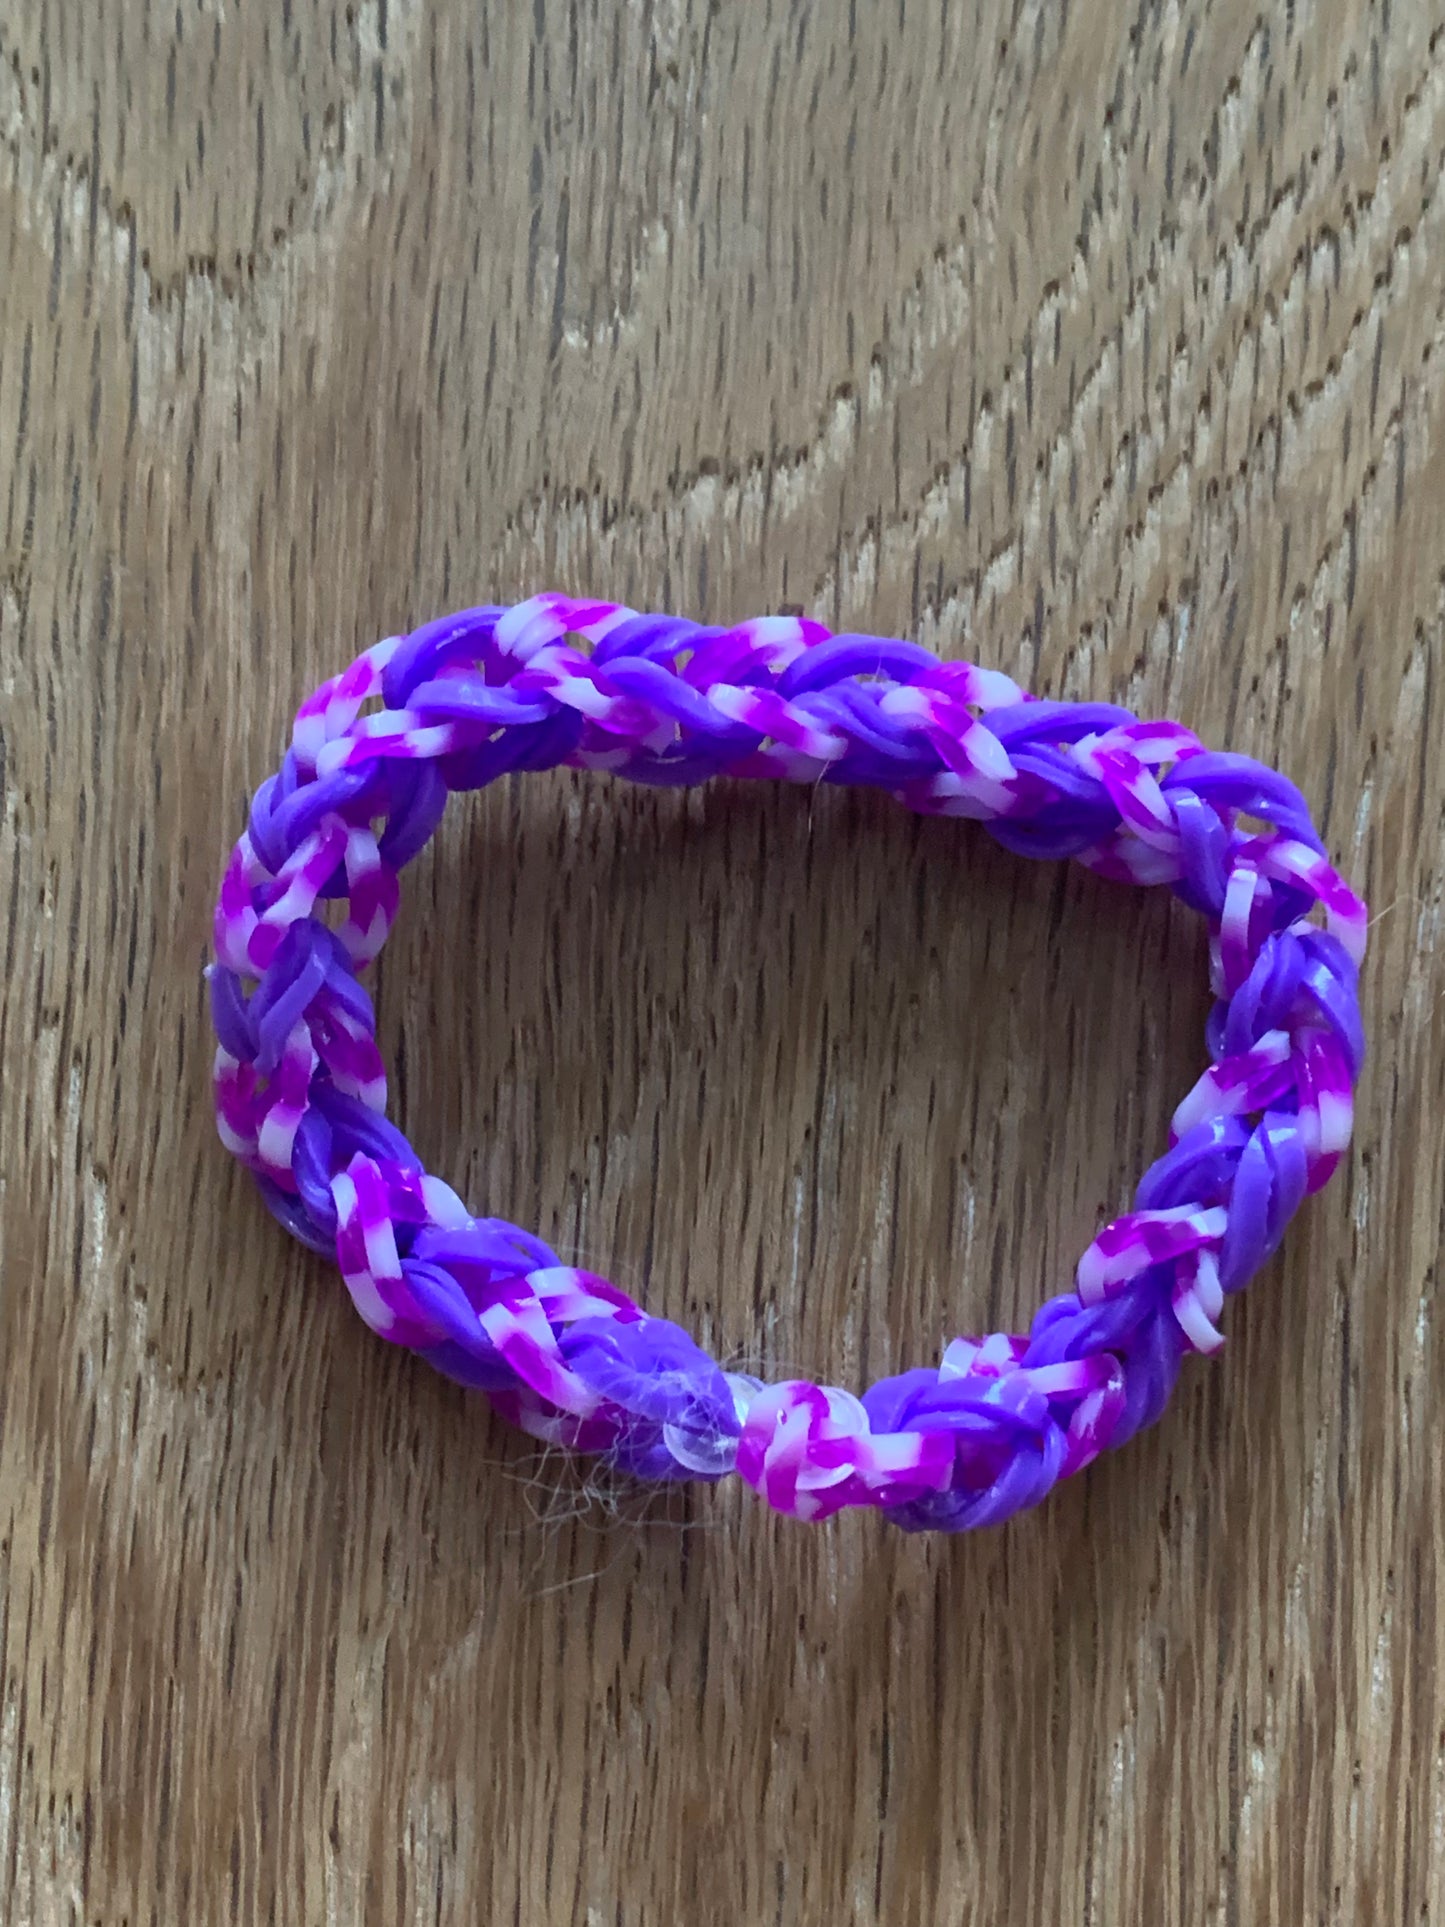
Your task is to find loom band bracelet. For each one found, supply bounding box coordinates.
[208,592,1367,1532]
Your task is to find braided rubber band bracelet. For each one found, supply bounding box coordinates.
[208,593,1367,1531]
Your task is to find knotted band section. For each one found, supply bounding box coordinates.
[209,594,1366,1530]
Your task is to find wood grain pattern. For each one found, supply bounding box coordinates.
[1,1,1442,1921]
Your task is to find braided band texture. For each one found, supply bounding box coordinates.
[208,594,1367,1531]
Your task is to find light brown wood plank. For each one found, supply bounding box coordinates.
[1,1,1442,1921]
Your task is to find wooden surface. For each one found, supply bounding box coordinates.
[1,1,1443,1921]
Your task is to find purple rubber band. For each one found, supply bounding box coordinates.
[208,592,1368,1530]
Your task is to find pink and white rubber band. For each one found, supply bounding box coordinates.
[208,594,1366,1530]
